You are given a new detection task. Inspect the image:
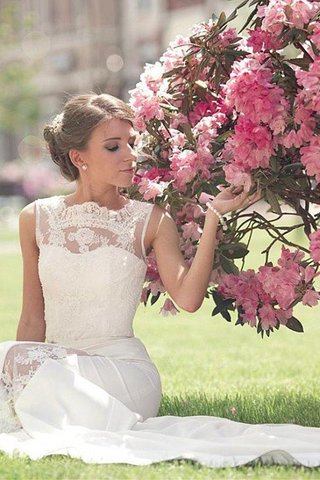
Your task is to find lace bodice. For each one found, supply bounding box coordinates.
[35,195,154,348]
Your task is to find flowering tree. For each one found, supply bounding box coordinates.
[128,0,320,337]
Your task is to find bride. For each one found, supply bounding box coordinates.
[0,93,319,467]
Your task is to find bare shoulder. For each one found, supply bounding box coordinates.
[145,203,178,248]
[19,201,37,243]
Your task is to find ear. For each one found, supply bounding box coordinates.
[69,149,83,168]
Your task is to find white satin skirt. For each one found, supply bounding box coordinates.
[0,338,320,468]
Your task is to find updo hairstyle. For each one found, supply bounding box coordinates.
[43,93,134,181]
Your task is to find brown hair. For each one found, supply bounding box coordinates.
[43,93,134,181]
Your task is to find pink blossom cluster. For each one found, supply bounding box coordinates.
[138,176,170,201]
[246,27,283,52]
[168,128,216,190]
[280,104,315,148]
[311,22,320,49]
[221,53,289,187]
[159,35,192,73]
[223,117,276,170]
[216,27,239,49]
[141,251,180,317]
[295,56,320,114]
[129,62,170,131]
[257,0,320,35]
[310,229,320,262]
[223,54,289,134]
[300,134,320,183]
[128,7,320,332]
[218,247,319,331]
[142,250,166,299]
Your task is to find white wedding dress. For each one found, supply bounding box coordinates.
[0,195,320,468]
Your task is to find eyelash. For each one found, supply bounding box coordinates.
[106,142,136,152]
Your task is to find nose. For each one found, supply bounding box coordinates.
[126,143,137,160]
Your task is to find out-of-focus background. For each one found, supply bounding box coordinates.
[0,0,248,225]
[1,7,320,458]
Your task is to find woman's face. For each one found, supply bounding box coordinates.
[79,118,137,188]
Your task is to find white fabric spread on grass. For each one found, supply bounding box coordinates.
[0,195,320,468]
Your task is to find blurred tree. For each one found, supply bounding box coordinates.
[0,3,39,132]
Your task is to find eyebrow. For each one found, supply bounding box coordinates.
[102,135,137,143]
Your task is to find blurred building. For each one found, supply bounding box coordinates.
[0,0,240,166]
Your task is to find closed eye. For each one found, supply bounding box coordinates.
[105,140,136,152]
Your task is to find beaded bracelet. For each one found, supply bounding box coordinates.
[206,202,228,231]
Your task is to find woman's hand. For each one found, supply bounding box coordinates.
[207,186,261,215]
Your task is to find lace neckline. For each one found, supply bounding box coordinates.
[57,195,133,216]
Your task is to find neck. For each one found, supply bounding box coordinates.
[66,184,126,209]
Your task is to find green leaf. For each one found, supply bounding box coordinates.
[270,156,280,173]
[265,189,282,215]
[286,316,304,333]
[221,309,232,322]
[211,298,234,316]
[282,176,298,190]
[287,57,312,70]
[217,11,227,28]
[238,5,259,34]
[150,292,161,306]
[220,242,249,259]
[180,122,194,143]
[220,255,239,274]
[214,130,234,143]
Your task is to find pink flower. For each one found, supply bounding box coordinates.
[284,0,320,29]
[168,130,187,150]
[310,229,320,262]
[278,246,304,268]
[302,289,320,306]
[222,117,275,171]
[159,298,180,316]
[257,2,286,35]
[181,221,202,241]
[259,304,278,330]
[138,177,169,201]
[310,21,320,49]
[257,261,300,310]
[300,135,320,184]
[223,164,253,192]
[217,27,238,48]
[301,265,317,283]
[146,251,160,281]
[149,280,166,297]
[144,167,173,182]
[169,150,199,191]
[189,100,218,127]
[160,35,191,72]
[295,57,320,113]
[246,27,283,52]
[275,307,293,325]
[140,62,165,93]
[129,80,167,128]
[223,53,289,134]
[140,287,149,304]
[170,113,188,129]
[257,0,320,33]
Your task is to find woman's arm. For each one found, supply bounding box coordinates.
[147,188,260,313]
[16,202,46,341]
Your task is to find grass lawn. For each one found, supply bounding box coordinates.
[0,225,320,479]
